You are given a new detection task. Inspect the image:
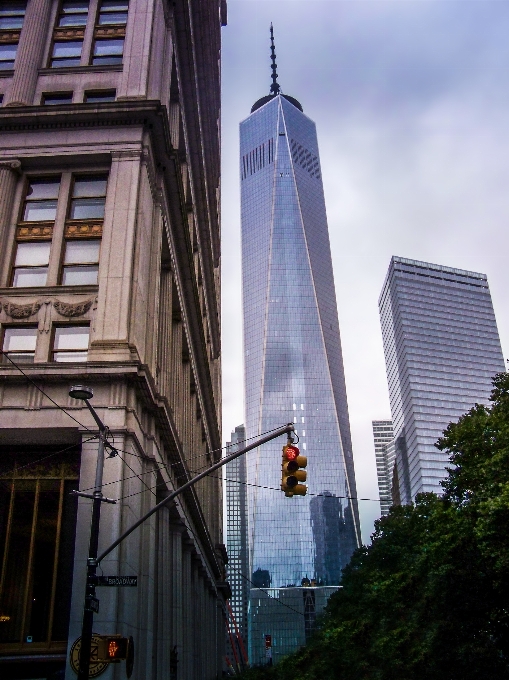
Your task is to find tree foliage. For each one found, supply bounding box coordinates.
[238,373,509,679]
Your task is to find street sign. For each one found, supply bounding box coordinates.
[96,576,138,587]
[86,596,100,613]
[69,634,109,677]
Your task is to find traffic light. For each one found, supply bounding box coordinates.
[96,634,134,676]
[281,443,307,496]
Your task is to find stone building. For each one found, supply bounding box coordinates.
[0,1,226,678]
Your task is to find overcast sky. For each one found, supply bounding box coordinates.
[220,0,509,543]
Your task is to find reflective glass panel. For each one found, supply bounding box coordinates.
[3,327,37,352]
[61,265,98,286]
[12,268,48,287]
[51,41,82,67]
[43,92,73,105]
[72,177,107,198]
[58,0,89,26]
[0,1,26,29]
[63,240,100,264]
[92,39,123,64]
[84,90,116,103]
[53,326,89,350]
[14,242,51,266]
[0,44,17,69]
[69,198,105,219]
[23,200,58,221]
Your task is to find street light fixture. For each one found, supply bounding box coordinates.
[69,385,113,680]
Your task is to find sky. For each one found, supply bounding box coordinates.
[220,0,509,544]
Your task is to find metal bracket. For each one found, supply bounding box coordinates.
[71,490,117,504]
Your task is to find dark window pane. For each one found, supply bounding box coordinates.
[92,38,123,64]
[69,197,105,219]
[52,41,82,58]
[0,485,35,642]
[98,11,127,25]
[43,92,73,105]
[0,1,26,29]
[0,44,17,69]
[12,267,48,287]
[26,178,61,200]
[72,176,107,198]
[59,0,89,24]
[23,200,58,221]
[14,241,51,266]
[62,265,99,286]
[64,240,100,263]
[84,90,116,103]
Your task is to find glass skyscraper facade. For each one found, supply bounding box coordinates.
[379,256,505,504]
[372,420,394,516]
[240,80,361,637]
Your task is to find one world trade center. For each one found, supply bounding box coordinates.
[240,29,361,597]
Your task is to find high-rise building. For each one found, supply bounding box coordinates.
[240,28,360,659]
[225,425,249,647]
[379,256,505,504]
[372,420,394,515]
[0,2,226,678]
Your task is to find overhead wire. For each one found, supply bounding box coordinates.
[0,350,94,432]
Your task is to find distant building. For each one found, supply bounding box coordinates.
[249,586,340,666]
[372,420,394,515]
[379,257,505,504]
[225,425,249,644]
[310,492,358,583]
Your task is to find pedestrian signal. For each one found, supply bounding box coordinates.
[281,444,307,496]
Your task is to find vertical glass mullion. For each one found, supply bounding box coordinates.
[46,476,64,644]
[19,478,39,644]
[0,480,15,603]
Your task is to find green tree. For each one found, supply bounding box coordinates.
[238,373,509,680]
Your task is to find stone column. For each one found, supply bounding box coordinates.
[5,0,53,106]
[0,160,21,285]
[117,0,156,100]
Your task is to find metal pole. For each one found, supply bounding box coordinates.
[77,402,106,680]
[96,423,294,564]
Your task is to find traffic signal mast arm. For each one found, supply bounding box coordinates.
[96,422,295,564]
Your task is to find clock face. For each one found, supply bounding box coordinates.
[69,634,109,677]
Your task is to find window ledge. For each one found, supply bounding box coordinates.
[0,284,98,296]
[0,69,14,79]
[38,64,122,76]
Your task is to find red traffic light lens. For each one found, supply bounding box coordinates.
[285,445,299,460]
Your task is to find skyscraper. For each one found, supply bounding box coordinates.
[225,425,249,644]
[379,256,505,505]
[240,28,360,609]
[372,420,395,515]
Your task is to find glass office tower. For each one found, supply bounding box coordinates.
[379,256,505,504]
[240,49,361,617]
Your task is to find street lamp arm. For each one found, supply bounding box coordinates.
[84,399,106,432]
[96,422,294,564]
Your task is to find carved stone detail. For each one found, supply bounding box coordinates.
[0,160,22,174]
[17,223,53,240]
[2,300,42,319]
[65,221,103,238]
[53,27,85,40]
[53,298,93,318]
[94,26,125,39]
[0,30,21,44]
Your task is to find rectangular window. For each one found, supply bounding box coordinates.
[91,38,123,65]
[84,89,116,103]
[22,177,61,222]
[42,92,73,105]
[50,40,83,67]
[52,325,90,362]
[61,239,100,285]
[0,446,80,647]
[2,327,37,363]
[0,43,17,70]
[0,1,26,29]
[69,175,107,220]
[57,0,89,27]
[12,241,51,287]
[97,0,128,26]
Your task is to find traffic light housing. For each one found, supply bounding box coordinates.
[281,444,307,496]
[96,635,129,662]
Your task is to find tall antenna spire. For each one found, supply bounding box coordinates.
[270,23,280,95]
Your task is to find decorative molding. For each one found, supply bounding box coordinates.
[2,300,41,319]
[111,149,143,161]
[0,30,21,44]
[94,26,125,39]
[65,221,103,238]
[17,223,53,240]
[141,147,159,204]
[38,64,123,76]
[0,159,21,174]
[53,27,85,40]
[53,298,93,318]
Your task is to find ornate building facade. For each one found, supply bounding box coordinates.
[0,1,226,678]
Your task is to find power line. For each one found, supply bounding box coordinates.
[0,435,98,479]
[0,351,93,432]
